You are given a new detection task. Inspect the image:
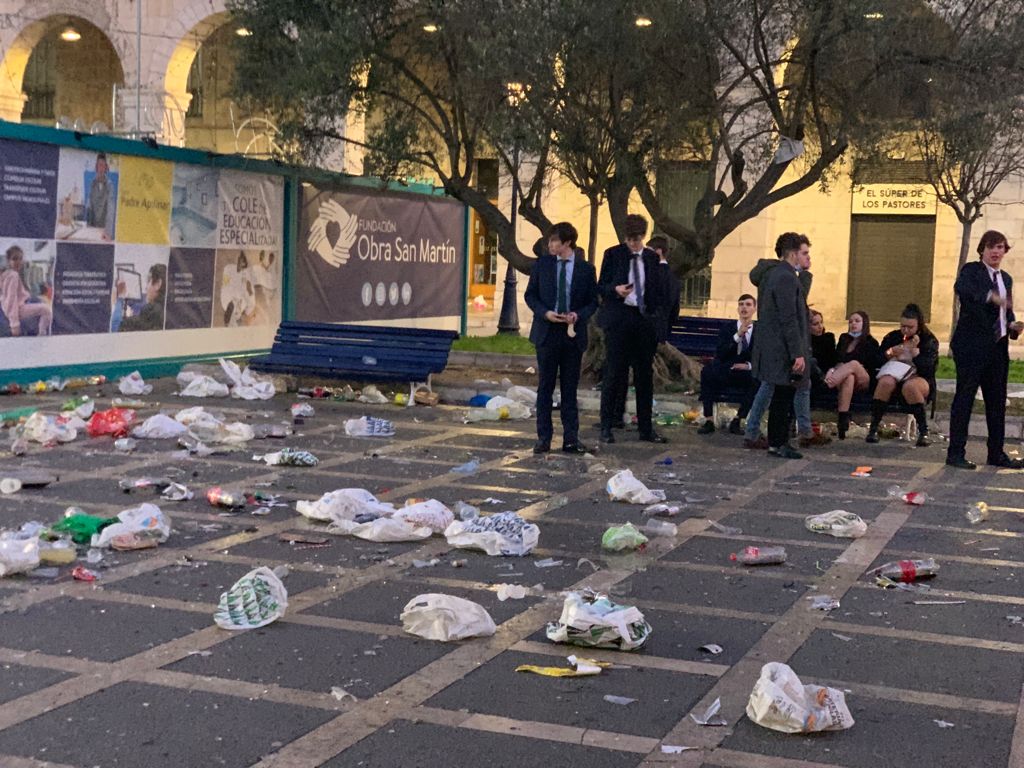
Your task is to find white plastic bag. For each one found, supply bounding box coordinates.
[328,517,433,542]
[219,358,276,400]
[505,385,538,407]
[396,499,454,534]
[746,662,854,733]
[485,396,530,419]
[180,375,230,398]
[444,512,539,556]
[606,470,666,505]
[22,412,77,443]
[400,593,497,641]
[118,371,152,396]
[0,533,41,577]
[344,416,396,437]
[295,489,396,523]
[132,414,188,439]
[546,591,652,651]
[214,566,288,630]
[804,510,867,539]
[357,384,389,404]
[91,503,171,548]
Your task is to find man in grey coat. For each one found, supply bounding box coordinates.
[750,232,811,459]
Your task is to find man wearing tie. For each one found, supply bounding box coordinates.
[946,230,1024,469]
[525,222,599,455]
[597,214,668,444]
[697,294,758,435]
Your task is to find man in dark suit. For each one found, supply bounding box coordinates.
[946,230,1024,469]
[525,222,599,454]
[598,214,669,444]
[697,294,757,435]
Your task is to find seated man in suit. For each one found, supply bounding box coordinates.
[525,221,599,454]
[698,294,757,434]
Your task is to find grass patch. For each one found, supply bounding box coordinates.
[453,334,536,355]
[936,356,1024,383]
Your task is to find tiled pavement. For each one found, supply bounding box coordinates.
[0,384,1023,767]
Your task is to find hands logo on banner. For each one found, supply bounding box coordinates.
[308,199,358,267]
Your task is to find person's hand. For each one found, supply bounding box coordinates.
[738,320,751,336]
[731,362,747,370]
[791,357,805,375]
[544,310,565,323]
[565,311,578,324]
[1011,320,1024,334]
[615,283,633,297]
[991,291,1007,308]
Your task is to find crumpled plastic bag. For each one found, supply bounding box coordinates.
[485,395,531,419]
[178,408,254,444]
[546,591,652,651]
[132,413,188,439]
[505,385,538,407]
[328,516,433,542]
[602,522,649,551]
[344,416,396,437]
[118,371,152,396]
[746,662,855,733]
[219,358,275,400]
[295,489,396,523]
[444,511,539,556]
[400,593,497,641]
[805,510,867,539]
[86,408,137,438]
[21,412,78,443]
[606,470,666,504]
[91,503,171,548]
[252,448,319,466]
[214,566,288,630]
[179,376,229,399]
[357,384,389,404]
[0,528,41,576]
[395,499,454,534]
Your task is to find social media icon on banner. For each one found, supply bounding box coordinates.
[389,282,399,306]
[361,282,373,307]
[308,199,358,267]
[402,282,412,305]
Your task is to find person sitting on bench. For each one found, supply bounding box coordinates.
[698,294,758,435]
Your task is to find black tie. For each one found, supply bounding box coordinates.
[557,259,568,314]
[632,254,644,313]
[993,271,1003,340]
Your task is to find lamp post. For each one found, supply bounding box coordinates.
[497,82,527,335]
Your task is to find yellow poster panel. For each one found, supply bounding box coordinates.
[115,156,173,244]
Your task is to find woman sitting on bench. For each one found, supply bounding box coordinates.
[865,303,938,447]
[824,310,880,439]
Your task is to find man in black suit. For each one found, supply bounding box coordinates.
[525,222,599,455]
[697,294,757,435]
[946,230,1024,470]
[598,214,669,444]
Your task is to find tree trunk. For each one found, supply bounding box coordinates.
[951,218,973,335]
[587,195,599,265]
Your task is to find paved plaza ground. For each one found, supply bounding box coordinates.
[1,378,1023,768]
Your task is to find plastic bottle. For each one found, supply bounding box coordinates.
[868,558,938,582]
[119,477,172,493]
[966,502,989,524]
[730,545,788,565]
[644,519,678,537]
[451,459,480,475]
[207,487,246,509]
[454,501,480,521]
[902,492,928,505]
[642,503,681,518]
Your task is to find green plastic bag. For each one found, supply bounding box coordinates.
[214,566,289,630]
[601,522,649,552]
[52,513,118,545]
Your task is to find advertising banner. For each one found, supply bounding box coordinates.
[296,184,464,328]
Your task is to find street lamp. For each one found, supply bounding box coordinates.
[497,82,528,335]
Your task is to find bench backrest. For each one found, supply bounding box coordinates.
[667,315,733,361]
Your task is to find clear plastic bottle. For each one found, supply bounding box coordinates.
[868,558,938,582]
[644,519,678,537]
[966,502,989,524]
[206,487,245,508]
[730,545,787,565]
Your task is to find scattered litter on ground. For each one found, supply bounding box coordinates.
[747,662,855,733]
[933,719,955,729]
[805,510,867,539]
[850,466,872,477]
[516,656,608,677]
[118,371,152,396]
[912,600,965,605]
[576,557,599,571]
[602,523,648,552]
[445,512,539,556]
[603,695,637,706]
[730,546,787,565]
[660,745,695,754]
[689,697,727,726]
[546,590,651,651]
[450,459,480,475]
[643,519,677,538]
[219,358,275,400]
[868,558,938,583]
[808,595,840,612]
[344,416,395,437]
[708,520,742,535]
[400,593,496,641]
[606,469,666,504]
[642,503,681,518]
[214,566,289,630]
[831,632,853,642]
[700,643,724,655]
[966,502,989,525]
[330,686,358,703]
[252,448,320,466]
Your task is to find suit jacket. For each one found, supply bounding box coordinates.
[750,260,809,386]
[658,263,682,343]
[525,253,598,349]
[951,260,1018,368]
[713,322,755,367]
[597,244,668,329]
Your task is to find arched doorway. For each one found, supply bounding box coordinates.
[18,16,125,131]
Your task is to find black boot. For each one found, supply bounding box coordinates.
[837,411,850,440]
[866,399,886,444]
[910,403,930,447]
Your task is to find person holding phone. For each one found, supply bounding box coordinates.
[946,230,1024,469]
[525,222,598,454]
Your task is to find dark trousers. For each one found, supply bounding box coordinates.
[947,340,1009,461]
[700,363,757,418]
[535,327,582,445]
[609,359,629,424]
[601,309,658,435]
[767,383,796,448]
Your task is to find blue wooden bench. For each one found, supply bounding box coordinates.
[250,321,459,401]
[668,315,935,417]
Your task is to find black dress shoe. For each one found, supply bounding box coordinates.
[697,421,715,435]
[728,418,744,435]
[916,433,931,447]
[988,454,1024,469]
[562,442,589,454]
[533,440,551,454]
[768,443,803,459]
[639,431,668,444]
[599,430,616,443]
[945,456,977,470]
